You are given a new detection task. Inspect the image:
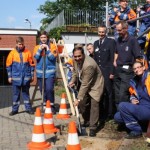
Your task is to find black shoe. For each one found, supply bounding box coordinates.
[51,107,56,115]
[89,129,96,137]
[106,114,114,121]
[26,110,34,115]
[117,123,127,131]
[125,132,142,139]
[9,111,18,116]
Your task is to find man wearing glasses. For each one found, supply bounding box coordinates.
[113,21,142,108]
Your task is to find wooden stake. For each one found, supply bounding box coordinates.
[53,39,75,116]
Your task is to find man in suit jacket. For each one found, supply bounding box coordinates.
[69,46,104,137]
[94,25,116,121]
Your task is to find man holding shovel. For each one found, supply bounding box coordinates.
[33,31,57,114]
[69,46,104,137]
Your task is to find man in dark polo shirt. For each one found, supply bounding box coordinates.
[114,21,142,108]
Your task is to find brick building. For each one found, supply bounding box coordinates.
[0,28,38,86]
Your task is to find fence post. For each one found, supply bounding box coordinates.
[106,0,109,29]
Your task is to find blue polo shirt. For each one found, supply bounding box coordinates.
[116,34,141,66]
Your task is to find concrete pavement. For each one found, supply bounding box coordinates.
[1,86,144,150]
[0,86,76,150]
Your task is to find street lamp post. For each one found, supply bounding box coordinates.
[25,18,32,29]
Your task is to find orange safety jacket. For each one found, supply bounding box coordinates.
[6,48,34,86]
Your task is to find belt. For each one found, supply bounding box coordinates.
[117,64,132,69]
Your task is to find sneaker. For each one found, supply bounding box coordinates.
[125,132,142,139]
[9,111,18,116]
[26,110,34,115]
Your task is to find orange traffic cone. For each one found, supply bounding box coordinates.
[66,121,81,150]
[56,93,70,119]
[43,100,59,134]
[27,107,51,150]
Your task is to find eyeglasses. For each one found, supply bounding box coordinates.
[133,66,143,71]
[117,27,127,32]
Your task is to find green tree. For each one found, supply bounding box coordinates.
[38,0,115,29]
[38,0,146,39]
[39,0,145,29]
[48,26,65,41]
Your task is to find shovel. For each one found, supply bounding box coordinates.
[69,87,87,136]
[41,48,46,113]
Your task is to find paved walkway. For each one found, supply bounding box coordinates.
[0,86,147,150]
[0,86,76,150]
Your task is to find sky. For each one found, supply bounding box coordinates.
[0,0,48,30]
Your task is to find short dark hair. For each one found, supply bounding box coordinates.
[39,31,49,38]
[73,46,84,55]
[116,20,128,28]
[16,37,24,43]
[98,24,106,28]
[98,24,107,33]
[87,43,93,47]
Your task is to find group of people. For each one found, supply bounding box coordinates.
[5,0,150,140]
[69,21,141,137]
[68,0,150,138]
[6,31,58,116]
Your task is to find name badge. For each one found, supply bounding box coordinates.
[95,48,99,52]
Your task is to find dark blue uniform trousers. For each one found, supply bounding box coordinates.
[114,102,150,134]
[38,77,55,106]
[12,85,32,112]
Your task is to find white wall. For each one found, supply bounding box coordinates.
[65,44,74,54]
[61,33,98,45]
[61,33,99,55]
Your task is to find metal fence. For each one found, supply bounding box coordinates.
[64,10,105,27]
[46,10,65,31]
[46,10,105,31]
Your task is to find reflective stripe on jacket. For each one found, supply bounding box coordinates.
[6,48,34,86]
[33,43,57,78]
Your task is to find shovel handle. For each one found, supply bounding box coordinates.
[71,88,82,133]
